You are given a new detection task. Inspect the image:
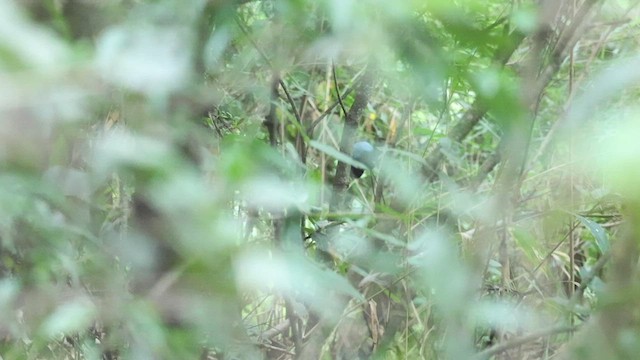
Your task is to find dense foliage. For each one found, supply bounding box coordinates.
[1,0,640,359]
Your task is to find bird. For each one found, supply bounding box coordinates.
[351,141,377,178]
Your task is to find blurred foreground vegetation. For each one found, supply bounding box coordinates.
[2,0,640,359]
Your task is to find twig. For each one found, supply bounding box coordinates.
[260,319,291,341]
[235,16,304,134]
[422,79,450,157]
[308,64,367,134]
[279,79,303,129]
[473,324,577,360]
[307,88,354,133]
[570,251,611,304]
[531,221,581,275]
[264,74,281,146]
[528,1,636,170]
[465,0,603,187]
[260,342,296,356]
[332,62,349,118]
[422,27,525,181]
[285,300,302,358]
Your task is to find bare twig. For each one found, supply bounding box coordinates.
[235,16,305,136]
[332,63,349,118]
[260,319,291,341]
[473,324,577,360]
[307,87,354,134]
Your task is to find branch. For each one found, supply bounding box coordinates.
[421,28,525,181]
[279,79,303,131]
[260,319,291,341]
[307,87,354,134]
[423,104,488,180]
[330,65,375,209]
[473,324,577,360]
[332,63,349,118]
[236,16,305,140]
[459,0,603,186]
[470,150,501,190]
[264,74,281,146]
[569,251,611,304]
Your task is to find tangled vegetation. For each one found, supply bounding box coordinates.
[1,0,640,359]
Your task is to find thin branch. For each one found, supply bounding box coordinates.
[234,16,273,68]
[330,64,375,209]
[569,251,611,304]
[531,221,581,275]
[421,26,525,181]
[260,342,296,356]
[422,79,450,157]
[285,300,302,358]
[235,16,305,135]
[528,1,635,169]
[260,319,291,341]
[264,74,281,146]
[422,104,488,180]
[465,0,603,187]
[307,87,354,134]
[332,63,349,118]
[308,64,367,134]
[279,79,303,129]
[473,324,578,360]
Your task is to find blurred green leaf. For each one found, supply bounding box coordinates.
[41,298,96,337]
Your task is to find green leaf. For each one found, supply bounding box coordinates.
[575,215,610,254]
[308,140,368,169]
[511,227,540,263]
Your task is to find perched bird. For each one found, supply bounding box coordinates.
[351,141,377,178]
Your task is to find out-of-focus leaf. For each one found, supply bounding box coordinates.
[471,300,543,333]
[0,279,19,310]
[149,172,217,213]
[408,230,475,358]
[0,1,70,70]
[241,175,310,211]
[41,297,96,337]
[92,130,177,180]
[511,6,538,34]
[44,166,92,202]
[234,248,363,321]
[589,106,640,202]
[95,24,192,95]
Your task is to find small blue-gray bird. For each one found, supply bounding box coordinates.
[351,141,377,178]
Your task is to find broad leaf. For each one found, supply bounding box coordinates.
[576,215,610,254]
[309,140,368,169]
